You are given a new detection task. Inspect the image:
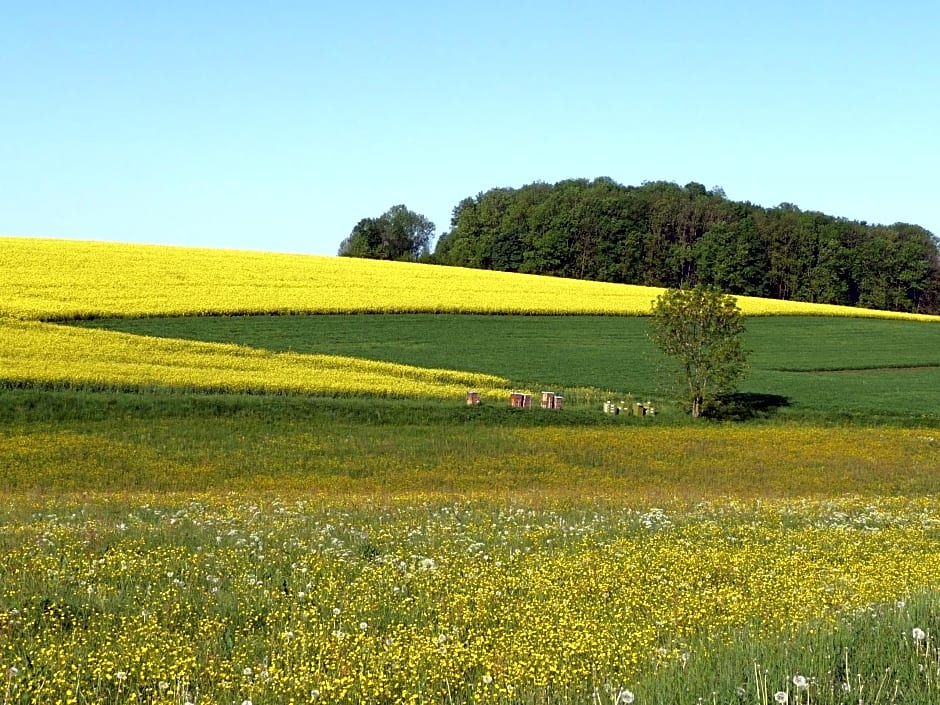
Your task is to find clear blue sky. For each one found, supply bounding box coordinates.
[3,1,938,256]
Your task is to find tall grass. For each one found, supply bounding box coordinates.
[638,591,940,704]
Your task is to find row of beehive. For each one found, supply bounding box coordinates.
[603,400,656,416]
[508,391,564,410]
[466,390,564,410]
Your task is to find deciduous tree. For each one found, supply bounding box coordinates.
[338,205,435,261]
[650,286,748,418]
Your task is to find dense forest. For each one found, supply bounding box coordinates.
[429,179,940,314]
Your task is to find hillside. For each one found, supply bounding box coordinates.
[2,236,940,420]
[3,236,939,321]
[5,237,940,704]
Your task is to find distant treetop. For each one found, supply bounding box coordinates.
[339,205,435,262]
[428,178,940,315]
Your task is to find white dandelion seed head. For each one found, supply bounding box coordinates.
[114,671,127,682]
[774,691,788,704]
[913,627,927,641]
[617,688,635,704]
[359,621,369,631]
[482,674,493,685]
[332,607,341,616]
[792,674,808,689]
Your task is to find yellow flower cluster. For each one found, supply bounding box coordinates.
[3,236,937,321]
[2,495,940,703]
[0,318,509,399]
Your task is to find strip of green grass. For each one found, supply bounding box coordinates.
[0,389,662,426]
[71,314,662,391]
[3,399,940,496]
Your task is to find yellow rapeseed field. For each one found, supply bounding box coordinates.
[0,318,509,399]
[3,236,938,321]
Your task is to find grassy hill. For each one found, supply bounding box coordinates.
[3,236,940,422]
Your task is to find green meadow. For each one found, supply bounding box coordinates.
[69,314,940,423]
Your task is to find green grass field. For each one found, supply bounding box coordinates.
[69,314,940,423]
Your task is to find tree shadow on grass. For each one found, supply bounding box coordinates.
[706,392,791,421]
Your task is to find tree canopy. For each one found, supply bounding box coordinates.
[650,286,749,418]
[339,205,435,262]
[431,178,940,315]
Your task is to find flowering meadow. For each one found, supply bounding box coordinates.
[3,419,940,703]
[4,235,940,704]
[4,494,940,705]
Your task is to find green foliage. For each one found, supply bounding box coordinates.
[650,287,748,417]
[338,204,435,261]
[434,178,940,314]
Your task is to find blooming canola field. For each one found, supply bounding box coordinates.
[3,236,937,321]
[0,318,509,400]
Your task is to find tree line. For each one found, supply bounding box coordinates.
[340,178,940,314]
